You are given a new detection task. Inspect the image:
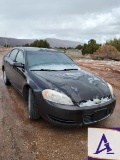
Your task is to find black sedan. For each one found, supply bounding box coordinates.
[2,47,116,126]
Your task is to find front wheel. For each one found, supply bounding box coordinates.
[3,69,11,85]
[28,88,40,120]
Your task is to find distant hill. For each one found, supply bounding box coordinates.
[0,37,81,48]
[0,37,35,47]
[46,38,81,48]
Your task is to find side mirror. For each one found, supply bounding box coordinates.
[13,62,24,68]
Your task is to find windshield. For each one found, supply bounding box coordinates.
[27,51,80,70]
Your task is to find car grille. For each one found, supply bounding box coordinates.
[83,107,113,124]
[48,114,76,125]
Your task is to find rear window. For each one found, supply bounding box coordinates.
[9,49,18,61]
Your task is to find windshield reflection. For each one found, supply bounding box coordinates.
[27,51,80,71]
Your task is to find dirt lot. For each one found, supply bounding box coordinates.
[0,49,120,160]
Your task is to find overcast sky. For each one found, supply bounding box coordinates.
[0,0,120,43]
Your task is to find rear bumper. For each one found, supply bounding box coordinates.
[36,94,116,127]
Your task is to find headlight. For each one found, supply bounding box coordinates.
[42,89,73,105]
[107,83,113,97]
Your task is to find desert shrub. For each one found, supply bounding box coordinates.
[92,45,120,60]
[106,38,120,51]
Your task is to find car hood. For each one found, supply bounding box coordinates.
[31,70,111,102]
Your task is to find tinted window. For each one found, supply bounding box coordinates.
[9,49,18,61]
[16,51,24,64]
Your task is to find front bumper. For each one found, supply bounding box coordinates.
[36,94,116,127]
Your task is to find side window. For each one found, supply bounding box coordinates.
[9,49,18,61]
[16,51,24,64]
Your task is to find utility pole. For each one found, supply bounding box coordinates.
[5,32,7,48]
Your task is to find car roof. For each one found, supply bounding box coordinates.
[13,47,60,52]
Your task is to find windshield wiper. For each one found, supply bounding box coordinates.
[30,69,57,71]
[30,68,79,71]
[62,68,78,71]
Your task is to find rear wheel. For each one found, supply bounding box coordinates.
[28,88,40,120]
[3,69,11,85]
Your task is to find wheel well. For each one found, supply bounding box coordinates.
[23,85,30,101]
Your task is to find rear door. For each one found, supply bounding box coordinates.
[13,50,26,93]
[4,49,18,82]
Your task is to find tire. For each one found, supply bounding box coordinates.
[3,69,11,85]
[28,88,40,120]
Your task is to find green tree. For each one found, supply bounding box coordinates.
[82,39,101,55]
[4,44,10,48]
[75,44,83,50]
[82,43,89,55]
[106,38,120,51]
[23,40,50,48]
[23,43,29,47]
